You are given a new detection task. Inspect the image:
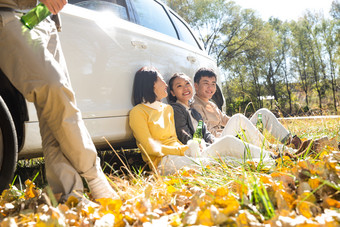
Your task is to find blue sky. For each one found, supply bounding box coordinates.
[232,0,334,21]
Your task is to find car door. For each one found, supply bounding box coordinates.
[129,0,199,82]
[59,2,152,145]
[128,0,220,86]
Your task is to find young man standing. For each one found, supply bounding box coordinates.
[0,0,118,201]
[191,68,302,148]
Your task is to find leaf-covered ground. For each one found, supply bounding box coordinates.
[1,117,339,226]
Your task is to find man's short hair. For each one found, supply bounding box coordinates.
[133,66,159,105]
[194,67,217,84]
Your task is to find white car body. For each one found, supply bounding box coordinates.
[18,0,222,158]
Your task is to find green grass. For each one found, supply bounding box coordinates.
[5,117,339,225]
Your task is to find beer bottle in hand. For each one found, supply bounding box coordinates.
[256,113,263,133]
[21,3,51,29]
[193,120,203,144]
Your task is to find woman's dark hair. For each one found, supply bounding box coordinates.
[133,66,159,105]
[167,72,191,103]
[193,67,217,84]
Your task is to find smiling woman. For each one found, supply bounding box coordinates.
[168,73,215,145]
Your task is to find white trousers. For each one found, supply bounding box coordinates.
[0,11,103,199]
[159,109,290,175]
[159,135,273,175]
[222,109,290,145]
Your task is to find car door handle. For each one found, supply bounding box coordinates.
[131,40,147,49]
[187,55,196,63]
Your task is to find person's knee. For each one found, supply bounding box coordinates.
[36,80,75,104]
[26,75,70,100]
[256,108,270,115]
[229,113,246,123]
[255,108,274,119]
[217,135,236,144]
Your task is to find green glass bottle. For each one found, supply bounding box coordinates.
[256,113,263,133]
[21,3,51,29]
[193,120,203,144]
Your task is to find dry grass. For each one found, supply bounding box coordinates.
[1,117,339,226]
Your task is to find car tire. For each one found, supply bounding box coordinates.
[0,96,18,193]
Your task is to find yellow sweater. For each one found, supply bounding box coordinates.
[129,103,189,169]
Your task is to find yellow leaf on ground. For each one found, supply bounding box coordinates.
[197,208,214,226]
[308,177,321,190]
[220,197,240,216]
[236,210,260,226]
[322,197,340,209]
[215,187,229,197]
[65,196,79,208]
[24,180,39,199]
[167,185,177,194]
[170,214,182,226]
[97,198,122,214]
[297,201,313,218]
[296,201,321,218]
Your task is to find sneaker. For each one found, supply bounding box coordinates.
[290,135,302,149]
[295,139,312,156]
[311,136,330,154]
[269,145,295,159]
[293,136,330,158]
[87,176,119,200]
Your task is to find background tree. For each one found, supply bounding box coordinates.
[304,12,327,110]
[331,0,340,20]
[166,0,340,115]
[319,18,338,112]
[278,21,294,113]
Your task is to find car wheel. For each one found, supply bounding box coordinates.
[0,96,18,193]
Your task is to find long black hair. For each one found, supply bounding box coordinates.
[133,66,160,105]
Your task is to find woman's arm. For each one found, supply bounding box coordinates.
[171,103,193,144]
[129,106,188,156]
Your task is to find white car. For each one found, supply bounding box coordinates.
[0,0,224,191]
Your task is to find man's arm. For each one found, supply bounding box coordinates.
[220,110,230,126]
[40,0,67,15]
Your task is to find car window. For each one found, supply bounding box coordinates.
[70,0,129,20]
[130,0,178,39]
[169,12,201,49]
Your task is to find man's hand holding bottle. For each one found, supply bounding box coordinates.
[40,0,67,15]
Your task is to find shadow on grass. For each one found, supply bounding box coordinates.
[13,148,149,189]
